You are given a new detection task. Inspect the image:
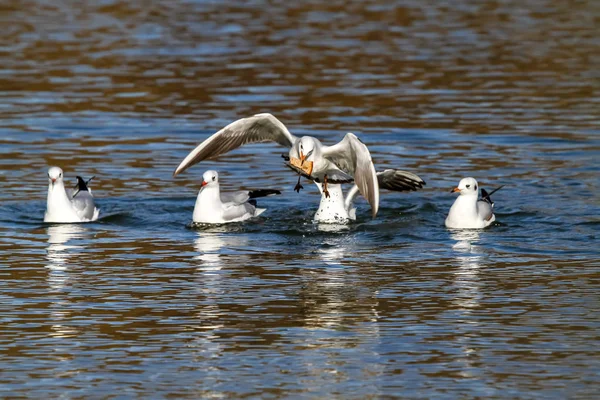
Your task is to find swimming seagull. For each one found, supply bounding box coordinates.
[193,170,281,224]
[44,166,100,223]
[314,169,426,223]
[173,113,380,217]
[445,177,503,229]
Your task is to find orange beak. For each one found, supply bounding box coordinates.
[451,187,460,193]
[299,151,306,165]
[51,178,56,183]
[201,181,208,187]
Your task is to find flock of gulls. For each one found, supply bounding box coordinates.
[44,113,501,229]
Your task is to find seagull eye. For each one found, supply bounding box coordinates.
[466,184,470,189]
[474,185,477,190]
[212,176,215,181]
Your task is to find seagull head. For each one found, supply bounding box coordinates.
[48,166,64,186]
[298,136,316,165]
[201,170,219,188]
[452,177,478,196]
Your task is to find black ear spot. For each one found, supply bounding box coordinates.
[474,185,477,190]
[212,176,216,181]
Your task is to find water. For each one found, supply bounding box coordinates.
[1,0,599,398]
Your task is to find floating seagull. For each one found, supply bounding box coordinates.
[44,167,100,223]
[314,169,426,223]
[193,170,281,224]
[173,113,380,217]
[445,177,503,229]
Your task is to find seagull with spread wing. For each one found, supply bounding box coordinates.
[173,113,380,217]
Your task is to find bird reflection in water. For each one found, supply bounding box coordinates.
[449,229,485,379]
[318,242,348,267]
[450,229,483,310]
[45,224,89,339]
[293,236,383,381]
[193,232,228,271]
[190,231,251,369]
[46,224,88,291]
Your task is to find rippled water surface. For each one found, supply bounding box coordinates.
[1,0,599,398]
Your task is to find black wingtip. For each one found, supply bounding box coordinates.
[481,185,504,205]
[75,176,88,190]
[248,189,282,199]
[73,176,95,198]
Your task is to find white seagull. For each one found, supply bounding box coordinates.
[314,169,426,223]
[173,113,380,217]
[44,166,100,223]
[193,170,280,224]
[445,177,503,229]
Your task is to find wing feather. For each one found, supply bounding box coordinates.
[220,191,250,205]
[71,191,96,221]
[477,200,494,221]
[174,113,298,176]
[344,169,425,211]
[322,133,379,217]
[377,169,426,192]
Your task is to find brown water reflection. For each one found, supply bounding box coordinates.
[1,0,599,398]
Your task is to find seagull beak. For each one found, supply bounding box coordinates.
[451,187,460,193]
[201,181,208,187]
[299,151,306,165]
[51,178,56,183]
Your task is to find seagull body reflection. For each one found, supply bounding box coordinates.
[46,224,88,291]
[45,224,90,339]
[449,229,485,380]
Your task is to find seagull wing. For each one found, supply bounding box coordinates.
[70,191,97,221]
[321,133,379,217]
[221,189,281,205]
[174,113,298,176]
[377,169,426,192]
[477,200,494,221]
[344,169,426,211]
[221,191,250,205]
[221,202,254,222]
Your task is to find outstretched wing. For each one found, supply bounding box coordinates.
[344,169,425,211]
[377,169,426,192]
[174,113,298,176]
[321,133,379,217]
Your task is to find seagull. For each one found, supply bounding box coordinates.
[44,166,100,223]
[314,169,426,223]
[445,177,503,229]
[173,113,380,217]
[193,170,281,224]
